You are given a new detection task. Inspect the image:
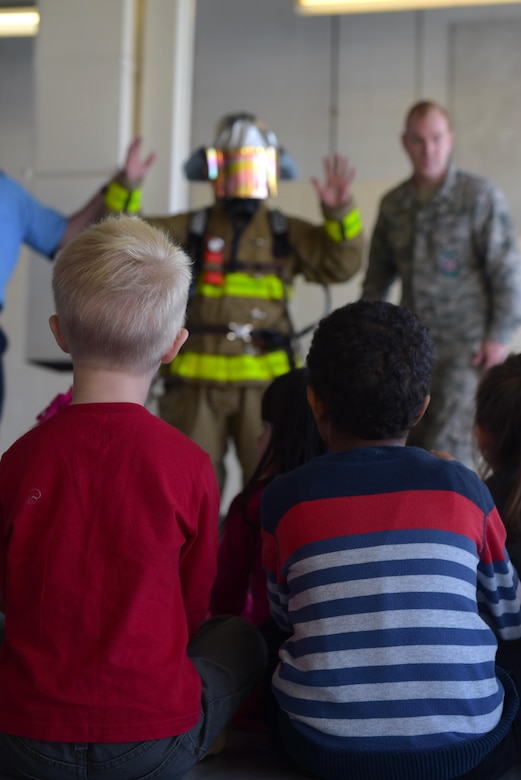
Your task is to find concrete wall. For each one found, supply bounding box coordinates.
[189,0,521,358]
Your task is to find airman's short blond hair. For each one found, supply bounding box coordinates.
[404,100,452,132]
[52,215,192,372]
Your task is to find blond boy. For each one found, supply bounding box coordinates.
[0,215,266,779]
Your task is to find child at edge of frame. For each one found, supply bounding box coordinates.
[261,299,521,780]
[0,214,267,780]
[474,353,521,577]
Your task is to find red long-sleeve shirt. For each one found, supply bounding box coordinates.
[0,402,219,743]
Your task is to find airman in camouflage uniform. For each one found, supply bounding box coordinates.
[362,101,521,467]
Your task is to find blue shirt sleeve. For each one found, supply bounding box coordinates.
[0,173,67,305]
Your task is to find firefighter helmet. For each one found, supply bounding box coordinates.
[184,112,298,198]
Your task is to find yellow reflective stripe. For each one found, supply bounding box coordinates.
[104,182,142,213]
[324,208,363,243]
[324,219,342,243]
[343,208,363,239]
[197,272,292,300]
[127,191,141,213]
[167,350,299,381]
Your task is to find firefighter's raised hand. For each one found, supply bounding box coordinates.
[124,137,156,185]
[311,153,356,208]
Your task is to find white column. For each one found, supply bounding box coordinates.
[26,0,138,366]
[26,0,198,365]
[139,0,197,213]
[34,0,137,180]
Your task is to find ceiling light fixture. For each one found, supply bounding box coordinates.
[296,0,521,13]
[0,7,39,37]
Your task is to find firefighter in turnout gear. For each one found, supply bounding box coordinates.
[108,113,364,491]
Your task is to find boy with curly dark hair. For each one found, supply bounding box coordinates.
[262,299,521,780]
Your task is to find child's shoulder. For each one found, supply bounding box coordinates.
[262,446,492,516]
[145,409,211,457]
[394,447,495,515]
[3,402,210,464]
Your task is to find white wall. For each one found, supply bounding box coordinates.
[188,0,521,504]
[2,0,521,505]
[0,0,139,452]
[0,35,70,449]
[188,0,521,337]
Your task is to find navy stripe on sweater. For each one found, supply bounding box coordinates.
[261,446,521,752]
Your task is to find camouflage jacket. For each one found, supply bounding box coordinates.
[363,164,521,349]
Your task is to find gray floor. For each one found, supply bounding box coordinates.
[186,729,521,779]
[186,730,303,779]
[503,768,521,780]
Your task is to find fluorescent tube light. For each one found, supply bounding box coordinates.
[0,7,39,37]
[296,0,521,13]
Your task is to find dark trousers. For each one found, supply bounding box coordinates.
[0,616,267,780]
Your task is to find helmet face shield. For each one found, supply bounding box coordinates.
[206,145,278,199]
[184,113,298,195]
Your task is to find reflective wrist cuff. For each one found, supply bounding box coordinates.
[324,208,363,243]
[104,181,141,213]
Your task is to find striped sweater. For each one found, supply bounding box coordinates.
[261,445,521,757]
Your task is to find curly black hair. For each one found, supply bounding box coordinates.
[307,300,434,440]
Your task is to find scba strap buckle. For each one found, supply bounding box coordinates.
[226,322,253,343]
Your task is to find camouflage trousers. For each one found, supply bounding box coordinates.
[407,352,480,469]
[159,381,266,494]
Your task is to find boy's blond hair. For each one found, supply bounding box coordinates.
[52,215,192,372]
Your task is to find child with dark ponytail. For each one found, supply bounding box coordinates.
[475,353,521,575]
[211,367,325,626]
